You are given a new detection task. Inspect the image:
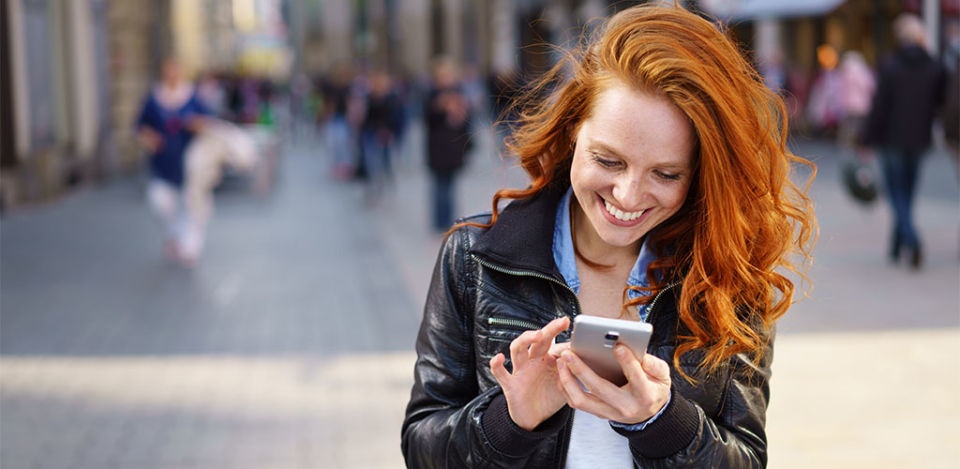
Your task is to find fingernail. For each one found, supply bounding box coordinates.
[615,346,626,357]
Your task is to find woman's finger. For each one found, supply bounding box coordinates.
[526,317,570,361]
[641,353,672,384]
[614,345,647,386]
[556,356,619,418]
[559,351,621,403]
[509,330,539,369]
[556,354,590,400]
[489,353,511,387]
[543,316,571,338]
[547,341,570,358]
[526,329,550,360]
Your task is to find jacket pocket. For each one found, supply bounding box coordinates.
[485,316,542,343]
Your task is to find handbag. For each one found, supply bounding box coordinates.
[842,158,878,204]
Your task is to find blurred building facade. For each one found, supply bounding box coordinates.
[0,0,286,210]
[2,0,116,209]
[292,0,617,78]
[1,0,956,210]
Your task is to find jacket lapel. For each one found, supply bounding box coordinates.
[470,184,567,278]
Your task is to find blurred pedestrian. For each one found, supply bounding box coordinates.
[289,72,317,142]
[197,71,226,118]
[135,58,211,265]
[389,72,415,168]
[806,44,844,136]
[321,63,359,180]
[861,13,947,269]
[403,5,816,467]
[359,70,402,204]
[424,58,471,232]
[837,51,875,151]
[182,120,259,264]
[760,49,786,93]
[225,73,244,122]
[256,80,276,127]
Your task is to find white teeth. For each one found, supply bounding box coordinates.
[604,200,644,221]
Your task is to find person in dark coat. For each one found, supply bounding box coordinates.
[861,13,947,269]
[360,71,402,203]
[425,58,471,232]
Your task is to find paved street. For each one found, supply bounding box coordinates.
[2,120,958,468]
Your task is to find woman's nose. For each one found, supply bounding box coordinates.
[611,174,644,210]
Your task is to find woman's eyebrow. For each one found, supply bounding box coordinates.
[586,141,628,159]
[587,141,689,169]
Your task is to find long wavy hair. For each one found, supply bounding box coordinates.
[470,4,816,379]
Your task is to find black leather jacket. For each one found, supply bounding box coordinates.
[402,186,772,468]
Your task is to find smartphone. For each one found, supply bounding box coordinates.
[570,315,653,386]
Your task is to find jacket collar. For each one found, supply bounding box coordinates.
[470,183,568,278]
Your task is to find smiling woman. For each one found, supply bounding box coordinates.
[570,82,695,254]
[402,4,816,468]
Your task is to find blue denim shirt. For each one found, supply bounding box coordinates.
[552,188,670,431]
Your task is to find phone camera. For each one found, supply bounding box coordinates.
[604,332,619,341]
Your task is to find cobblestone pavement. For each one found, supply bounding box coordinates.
[2,121,958,468]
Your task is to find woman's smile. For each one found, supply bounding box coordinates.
[599,194,646,226]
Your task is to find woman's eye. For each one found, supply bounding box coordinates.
[591,154,621,168]
[655,170,682,181]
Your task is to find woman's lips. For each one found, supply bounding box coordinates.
[598,194,646,227]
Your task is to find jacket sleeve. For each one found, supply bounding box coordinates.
[613,330,774,468]
[401,229,565,468]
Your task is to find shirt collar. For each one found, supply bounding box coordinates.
[552,188,660,319]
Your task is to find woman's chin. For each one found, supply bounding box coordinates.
[595,228,646,250]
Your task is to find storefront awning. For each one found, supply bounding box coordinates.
[700,0,846,21]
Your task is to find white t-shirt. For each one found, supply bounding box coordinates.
[565,409,634,468]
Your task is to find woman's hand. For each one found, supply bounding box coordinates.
[556,345,671,425]
[489,316,570,431]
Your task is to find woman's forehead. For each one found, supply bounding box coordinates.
[579,82,695,165]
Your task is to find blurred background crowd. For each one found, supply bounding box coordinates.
[2,0,958,208]
[1,0,958,468]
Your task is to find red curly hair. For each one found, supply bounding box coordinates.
[469,4,816,378]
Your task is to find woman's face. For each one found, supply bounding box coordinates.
[569,81,695,251]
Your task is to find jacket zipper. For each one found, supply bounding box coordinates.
[644,281,680,324]
[487,316,543,331]
[471,254,582,319]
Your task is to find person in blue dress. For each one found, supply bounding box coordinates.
[136,58,211,265]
